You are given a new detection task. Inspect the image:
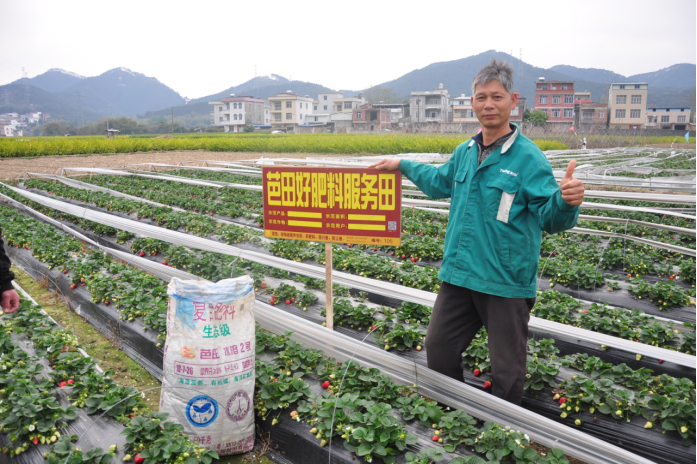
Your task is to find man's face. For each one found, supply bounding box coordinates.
[471,80,518,130]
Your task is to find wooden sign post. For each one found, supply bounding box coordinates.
[325,242,333,330]
[262,167,402,330]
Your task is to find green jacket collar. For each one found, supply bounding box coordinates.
[471,123,520,170]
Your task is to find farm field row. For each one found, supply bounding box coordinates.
[0,156,694,462]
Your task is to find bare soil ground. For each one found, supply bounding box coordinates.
[0,150,355,180]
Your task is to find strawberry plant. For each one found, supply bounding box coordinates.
[321,298,376,330]
[120,411,219,463]
[628,276,692,309]
[374,323,424,351]
[42,435,115,464]
[462,328,491,373]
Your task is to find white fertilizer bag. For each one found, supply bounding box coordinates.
[160,276,256,455]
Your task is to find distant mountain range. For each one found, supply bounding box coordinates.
[1,68,184,123]
[2,52,694,126]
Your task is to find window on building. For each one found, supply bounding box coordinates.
[678,115,686,123]
[219,117,223,122]
[564,95,574,104]
[430,112,436,118]
[219,106,223,112]
[233,114,237,120]
[286,101,292,108]
[324,105,327,110]
[661,115,669,123]
[538,109,547,115]
[225,103,230,110]
[274,114,281,122]
[541,85,548,90]
[630,95,642,105]
[511,107,519,116]
[323,96,327,100]
[232,103,236,109]
[539,96,548,104]
[336,103,343,111]
[552,109,561,118]
[630,109,641,119]
[616,95,627,105]
[597,111,605,119]
[345,102,352,109]
[314,105,317,111]
[274,103,281,110]
[356,112,362,119]
[564,108,573,118]
[552,96,561,104]
[562,85,568,90]
[467,110,474,118]
[634,84,641,89]
[239,114,242,120]
[615,109,626,119]
[300,114,303,120]
[286,113,292,120]
[619,84,626,89]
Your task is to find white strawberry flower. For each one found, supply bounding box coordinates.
[28,424,35,431]
[524,434,529,441]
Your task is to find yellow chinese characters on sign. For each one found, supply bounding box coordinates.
[263,167,401,246]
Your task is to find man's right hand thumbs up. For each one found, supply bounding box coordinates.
[560,160,584,206]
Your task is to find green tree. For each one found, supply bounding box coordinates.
[243,125,255,133]
[528,110,549,126]
[42,122,71,136]
[363,86,402,104]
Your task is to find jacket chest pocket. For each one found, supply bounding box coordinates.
[486,176,521,223]
[453,169,467,196]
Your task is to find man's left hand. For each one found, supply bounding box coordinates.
[560,160,585,207]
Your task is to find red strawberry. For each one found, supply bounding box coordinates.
[559,397,567,404]
[273,378,277,382]
[658,359,663,364]
[152,252,157,256]
[63,269,68,274]
[373,248,377,251]
[401,254,406,259]
[210,213,214,216]
[104,301,109,306]
[669,276,674,280]
[348,244,352,248]
[390,252,394,256]
[67,379,74,385]
[410,258,415,263]
[370,325,376,331]
[483,381,492,389]
[81,283,85,286]
[473,369,480,377]
[322,381,330,389]
[139,252,145,257]
[285,299,291,305]
[258,223,263,227]
[25,246,29,250]
[81,249,85,252]
[432,435,439,442]
[59,381,67,388]
[291,297,295,303]
[420,233,424,236]
[32,438,38,445]
[582,310,588,313]
[627,274,631,277]
[130,413,136,418]
[134,454,145,464]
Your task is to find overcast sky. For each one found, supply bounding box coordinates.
[0,0,694,99]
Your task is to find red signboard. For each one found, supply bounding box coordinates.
[262,167,401,246]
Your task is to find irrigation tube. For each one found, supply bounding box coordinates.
[253,301,654,464]
[2,184,694,367]
[124,162,263,177]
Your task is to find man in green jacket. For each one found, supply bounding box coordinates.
[370,59,585,405]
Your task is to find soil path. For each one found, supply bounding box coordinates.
[0,150,359,180]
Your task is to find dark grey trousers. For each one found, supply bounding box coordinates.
[424,281,534,405]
